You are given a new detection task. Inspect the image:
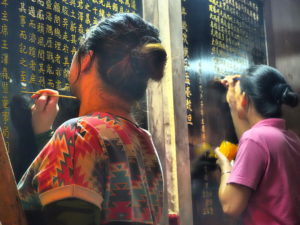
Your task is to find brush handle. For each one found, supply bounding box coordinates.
[20,91,77,99]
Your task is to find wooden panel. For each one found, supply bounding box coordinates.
[264,0,300,136]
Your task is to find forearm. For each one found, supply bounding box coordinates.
[218,171,232,207]
[217,162,245,217]
[24,198,100,225]
[43,198,101,225]
[217,171,251,217]
[25,210,47,225]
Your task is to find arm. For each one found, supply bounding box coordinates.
[19,120,104,225]
[32,120,105,224]
[43,198,101,225]
[221,75,248,139]
[24,199,100,225]
[216,75,252,216]
[215,148,252,217]
[30,89,59,151]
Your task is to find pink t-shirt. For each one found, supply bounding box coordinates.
[228,118,300,225]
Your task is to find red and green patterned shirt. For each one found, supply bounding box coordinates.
[18,112,164,225]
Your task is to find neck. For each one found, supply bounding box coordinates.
[79,94,133,119]
[77,83,133,122]
[232,105,265,139]
[79,105,132,118]
[230,111,250,139]
[72,64,134,122]
[245,103,265,127]
[247,113,265,127]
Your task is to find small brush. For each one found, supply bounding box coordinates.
[20,91,77,99]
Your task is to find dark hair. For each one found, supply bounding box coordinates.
[240,65,299,118]
[77,13,167,101]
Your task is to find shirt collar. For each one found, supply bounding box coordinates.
[252,118,286,130]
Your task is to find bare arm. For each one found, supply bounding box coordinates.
[215,148,252,217]
[24,199,100,225]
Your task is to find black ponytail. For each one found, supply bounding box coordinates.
[272,83,299,107]
[240,65,299,118]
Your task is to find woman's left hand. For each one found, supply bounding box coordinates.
[215,147,232,173]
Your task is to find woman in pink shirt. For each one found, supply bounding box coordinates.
[216,65,300,225]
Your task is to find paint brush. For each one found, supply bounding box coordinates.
[213,76,240,83]
[232,77,240,82]
[20,91,77,99]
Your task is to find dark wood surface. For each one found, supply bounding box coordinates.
[0,128,27,225]
[265,0,300,136]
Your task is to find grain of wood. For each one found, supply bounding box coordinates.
[0,128,28,225]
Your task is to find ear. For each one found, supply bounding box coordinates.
[241,92,249,110]
[80,50,94,73]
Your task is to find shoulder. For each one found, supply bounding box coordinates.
[55,113,119,133]
[75,113,133,143]
[241,123,284,146]
[237,126,272,162]
[78,113,123,130]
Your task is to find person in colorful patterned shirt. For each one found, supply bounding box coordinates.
[18,13,167,225]
[215,65,300,225]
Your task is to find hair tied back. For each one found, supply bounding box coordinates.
[272,83,299,107]
[138,43,167,81]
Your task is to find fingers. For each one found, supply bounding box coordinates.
[216,159,221,167]
[215,147,232,171]
[46,97,59,113]
[31,89,59,113]
[34,94,48,112]
[45,91,59,113]
[215,147,228,161]
[221,74,241,88]
[215,147,223,158]
[31,89,59,99]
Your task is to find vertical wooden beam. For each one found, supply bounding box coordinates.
[166,1,194,224]
[143,2,169,224]
[143,0,193,224]
[0,128,27,225]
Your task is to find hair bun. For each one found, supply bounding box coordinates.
[133,43,167,81]
[282,88,299,107]
[273,83,299,107]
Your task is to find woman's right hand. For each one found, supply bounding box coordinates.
[31,89,59,134]
[221,75,241,110]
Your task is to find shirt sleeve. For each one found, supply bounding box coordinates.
[33,119,107,209]
[227,138,267,190]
